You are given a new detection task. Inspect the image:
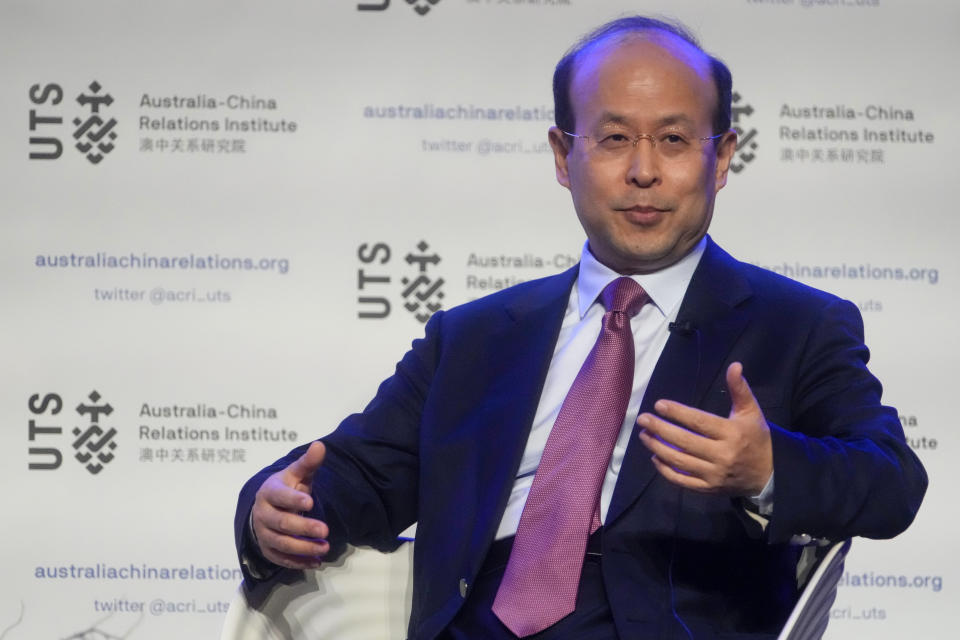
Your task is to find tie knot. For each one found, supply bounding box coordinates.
[600,277,647,317]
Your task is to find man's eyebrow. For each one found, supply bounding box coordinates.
[656,114,697,128]
[595,112,632,127]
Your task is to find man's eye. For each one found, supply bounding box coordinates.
[662,133,688,145]
[599,134,631,146]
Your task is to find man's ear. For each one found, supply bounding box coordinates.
[714,129,738,192]
[548,126,572,189]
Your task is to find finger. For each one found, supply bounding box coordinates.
[725,362,759,415]
[257,504,329,541]
[638,408,720,451]
[648,399,726,439]
[638,429,713,477]
[261,547,327,571]
[636,413,707,457]
[258,525,330,561]
[649,455,715,493]
[259,478,314,513]
[284,441,327,485]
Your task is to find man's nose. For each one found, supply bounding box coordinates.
[625,137,659,187]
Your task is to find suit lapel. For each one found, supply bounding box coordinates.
[476,266,579,536]
[606,238,753,526]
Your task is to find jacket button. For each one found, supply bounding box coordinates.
[459,578,468,598]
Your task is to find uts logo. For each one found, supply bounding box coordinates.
[358,0,442,17]
[28,80,118,164]
[28,390,118,474]
[73,82,118,164]
[358,240,445,323]
[401,241,444,322]
[730,91,758,174]
[73,391,118,474]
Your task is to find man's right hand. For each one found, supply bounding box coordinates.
[251,441,331,570]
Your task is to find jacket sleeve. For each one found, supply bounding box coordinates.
[764,298,927,543]
[233,310,444,583]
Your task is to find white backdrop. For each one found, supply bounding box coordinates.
[0,1,953,637]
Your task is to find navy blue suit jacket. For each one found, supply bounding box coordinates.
[235,238,926,639]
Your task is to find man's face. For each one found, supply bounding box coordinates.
[549,34,737,274]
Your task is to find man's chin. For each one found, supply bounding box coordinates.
[603,247,676,275]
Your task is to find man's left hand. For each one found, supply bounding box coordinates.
[637,362,773,496]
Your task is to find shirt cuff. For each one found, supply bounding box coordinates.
[745,472,775,516]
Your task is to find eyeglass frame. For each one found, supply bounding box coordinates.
[559,128,726,157]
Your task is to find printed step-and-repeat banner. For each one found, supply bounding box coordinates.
[1,1,953,637]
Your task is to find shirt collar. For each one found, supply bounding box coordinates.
[576,237,707,319]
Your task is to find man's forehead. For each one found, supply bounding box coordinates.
[572,30,713,89]
[567,30,716,127]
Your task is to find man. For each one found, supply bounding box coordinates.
[235,16,926,639]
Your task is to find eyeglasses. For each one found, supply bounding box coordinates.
[561,128,724,161]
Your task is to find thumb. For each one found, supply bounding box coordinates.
[725,362,758,416]
[286,440,326,484]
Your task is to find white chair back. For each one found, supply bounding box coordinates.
[220,542,414,640]
[777,539,852,640]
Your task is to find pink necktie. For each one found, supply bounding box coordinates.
[492,277,648,637]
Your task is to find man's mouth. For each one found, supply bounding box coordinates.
[618,205,669,224]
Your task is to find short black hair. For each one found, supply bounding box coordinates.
[552,16,733,136]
